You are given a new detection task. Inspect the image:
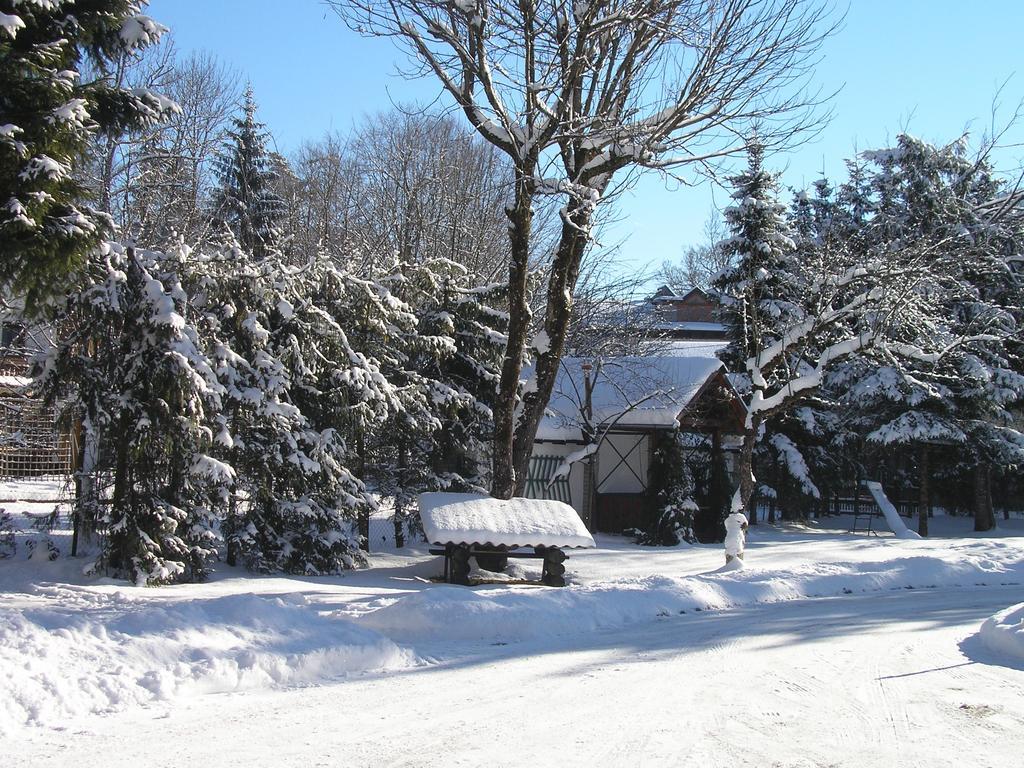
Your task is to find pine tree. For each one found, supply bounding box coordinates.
[0,1,176,309]
[376,257,507,543]
[840,136,1024,533]
[192,248,371,574]
[209,86,284,260]
[40,244,232,584]
[711,142,804,520]
[636,430,698,546]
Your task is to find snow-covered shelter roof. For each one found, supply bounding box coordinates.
[653,320,727,334]
[0,374,30,389]
[535,355,727,441]
[418,492,596,549]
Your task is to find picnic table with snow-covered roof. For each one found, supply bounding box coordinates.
[418,492,595,586]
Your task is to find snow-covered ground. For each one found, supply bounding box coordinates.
[2,505,1023,767]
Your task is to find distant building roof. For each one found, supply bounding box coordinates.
[650,286,710,304]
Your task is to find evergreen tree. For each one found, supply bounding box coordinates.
[377,258,507,543]
[712,142,805,520]
[192,247,371,574]
[40,243,232,584]
[636,430,698,546]
[837,136,1024,533]
[0,1,176,309]
[209,86,284,260]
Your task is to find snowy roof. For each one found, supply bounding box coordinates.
[650,286,707,303]
[0,374,30,389]
[535,355,726,441]
[418,492,596,549]
[658,340,728,359]
[653,321,727,333]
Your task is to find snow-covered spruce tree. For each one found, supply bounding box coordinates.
[191,247,370,573]
[209,86,284,260]
[712,142,805,520]
[0,507,15,558]
[0,1,176,309]
[712,142,935,522]
[39,243,232,584]
[380,256,507,495]
[835,136,1024,533]
[635,430,698,546]
[305,258,416,548]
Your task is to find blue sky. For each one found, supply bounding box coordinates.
[148,0,1024,278]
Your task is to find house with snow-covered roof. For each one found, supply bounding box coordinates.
[650,285,729,341]
[524,350,745,539]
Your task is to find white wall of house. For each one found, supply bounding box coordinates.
[532,430,655,518]
[594,432,650,495]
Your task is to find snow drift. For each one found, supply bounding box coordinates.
[0,589,417,733]
[361,547,1022,644]
[979,602,1024,662]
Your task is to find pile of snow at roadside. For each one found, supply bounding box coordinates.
[979,602,1024,661]
[360,543,1023,644]
[0,588,417,733]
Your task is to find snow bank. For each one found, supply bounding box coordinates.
[979,602,1024,662]
[0,589,416,733]
[419,492,596,549]
[361,547,1021,644]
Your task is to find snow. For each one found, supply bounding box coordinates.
[0,590,415,732]
[0,12,25,38]
[2,510,1024,765]
[118,15,168,50]
[551,442,598,480]
[418,492,596,549]
[979,602,1024,662]
[864,481,922,539]
[660,339,728,358]
[723,511,747,556]
[653,320,727,333]
[537,355,725,440]
[0,374,31,388]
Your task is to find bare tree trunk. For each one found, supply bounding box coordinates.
[985,463,994,528]
[735,417,761,518]
[491,169,535,499]
[973,461,995,532]
[393,441,406,549]
[509,199,589,495]
[356,430,369,549]
[918,442,929,538]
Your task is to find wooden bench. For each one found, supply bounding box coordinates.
[428,543,569,587]
[418,492,594,589]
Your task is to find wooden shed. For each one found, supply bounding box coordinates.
[526,350,745,535]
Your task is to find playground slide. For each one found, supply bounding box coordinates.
[863,481,922,540]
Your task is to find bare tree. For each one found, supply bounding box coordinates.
[286,111,526,278]
[331,0,836,497]
[660,210,732,291]
[347,110,515,276]
[87,44,241,248]
[563,242,662,359]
